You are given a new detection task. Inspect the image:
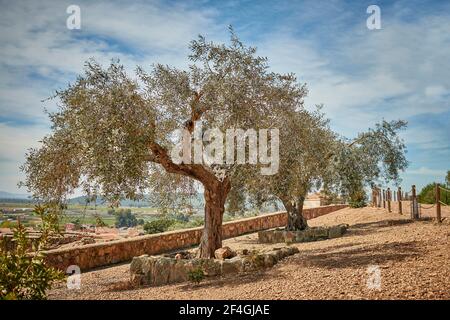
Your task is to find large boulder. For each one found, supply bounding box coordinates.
[221,256,243,275]
[328,224,348,239]
[263,253,277,267]
[200,259,221,276]
[169,260,190,283]
[152,257,174,285]
[312,227,329,240]
[214,246,236,260]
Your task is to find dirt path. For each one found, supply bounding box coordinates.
[48,207,450,300]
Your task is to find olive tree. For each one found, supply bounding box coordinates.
[326,119,409,204]
[247,111,408,230]
[20,30,305,257]
[246,107,337,230]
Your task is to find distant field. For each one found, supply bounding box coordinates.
[1,201,271,229]
[0,202,164,228]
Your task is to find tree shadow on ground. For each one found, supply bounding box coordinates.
[177,268,288,292]
[105,239,424,293]
[290,240,424,270]
[343,219,415,237]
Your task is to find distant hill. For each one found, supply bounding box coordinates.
[68,194,205,208]
[0,190,206,208]
[0,191,32,200]
[0,191,33,205]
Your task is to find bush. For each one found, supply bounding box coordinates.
[349,190,367,208]
[187,267,204,285]
[143,218,175,234]
[0,205,65,300]
[70,218,82,230]
[113,209,138,228]
[418,182,450,205]
[94,215,107,227]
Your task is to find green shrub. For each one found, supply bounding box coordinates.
[349,190,367,208]
[187,267,204,285]
[143,218,175,234]
[418,182,450,205]
[94,215,107,227]
[0,205,65,300]
[70,218,82,230]
[113,209,138,228]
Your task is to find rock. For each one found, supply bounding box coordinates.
[263,254,277,267]
[241,256,257,272]
[141,256,157,275]
[200,259,221,276]
[214,246,236,260]
[312,227,328,239]
[175,253,183,260]
[81,237,95,245]
[283,231,296,243]
[168,260,189,283]
[258,230,272,243]
[274,248,285,260]
[252,254,266,269]
[238,249,249,255]
[267,251,279,263]
[130,256,144,274]
[280,248,290,258]
[329,224,348,239]
[152,257,173,285]
[130,274,145,286]
[221,256,243,275]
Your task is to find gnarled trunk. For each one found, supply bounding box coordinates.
[283,196,308,231]
[198,180,230,258]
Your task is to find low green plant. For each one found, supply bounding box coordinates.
[187,267,204,285]
[94,215,107,227]
[143,218,175,234]
[0,205,65,300]
[349,190,367,208]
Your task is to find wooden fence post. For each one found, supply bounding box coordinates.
[387,188,391,212]
[412,185,418,220]
[382,189,386,208]
[436,184,441,223]
[378,189,381,207]
[398,187,402,214]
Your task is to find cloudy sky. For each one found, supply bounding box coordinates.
[0,0,449,194]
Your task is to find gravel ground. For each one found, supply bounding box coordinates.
[48,206,450,300]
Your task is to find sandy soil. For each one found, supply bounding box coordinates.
[48,206,450,300]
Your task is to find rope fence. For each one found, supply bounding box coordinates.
[371,183,449,223]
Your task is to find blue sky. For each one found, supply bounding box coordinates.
[0,0,449,194]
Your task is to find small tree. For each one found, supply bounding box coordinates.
[248,113,408,230]
[0,205,64,300]
[114,209,138,228]
[326,120,409,207]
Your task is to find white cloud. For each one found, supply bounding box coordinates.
[407,167,446,176]
[425,85,448,97]
[0,123,49,193]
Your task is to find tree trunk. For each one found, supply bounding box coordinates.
[284,196,308,231]
[198,180,230,258]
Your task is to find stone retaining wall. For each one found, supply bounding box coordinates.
[130,246,299,286]
[43,204,347,271]
[258,224,348,243]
